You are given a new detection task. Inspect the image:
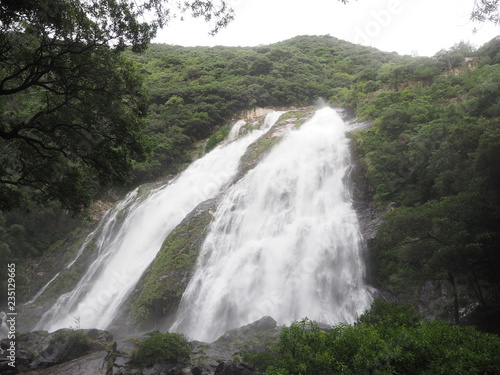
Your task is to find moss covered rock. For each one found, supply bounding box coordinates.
[235,109,314,180]
[125,199,217,330]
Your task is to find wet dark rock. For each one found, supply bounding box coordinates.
[337,106,356,121]
[23,350,109,375]
[0,356,17,375]
[315,322,333,331]
[214,361,263,375]
[31,330,109,369]
[114,355,131,367]
[214,316,278,347]
[187,316,280,374]
[104,317,278,375]
[12,329,113,373]
[191,365,213,375]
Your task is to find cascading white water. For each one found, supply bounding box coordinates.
[171,107,373,342]
[35,111,284,332]
[25,216,111,307]
[227,120,247,141]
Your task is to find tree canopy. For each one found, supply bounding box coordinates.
[0,0,233,212]
[341,37,500,331]
[471,0,500,26]
[121,37,400,182]
[0,0,233,52]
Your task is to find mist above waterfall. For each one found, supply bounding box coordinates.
[171,107,373,342]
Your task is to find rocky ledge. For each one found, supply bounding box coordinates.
[1,328,113,374]
[2,316,279,375]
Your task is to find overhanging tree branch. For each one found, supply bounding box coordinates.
[0,0,232,211]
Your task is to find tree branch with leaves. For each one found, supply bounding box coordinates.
[0,0,233,212]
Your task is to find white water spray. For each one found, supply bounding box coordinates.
[171,108,373,342]
[35,112,283,332]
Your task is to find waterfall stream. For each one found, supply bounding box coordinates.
[34,107,372,339]
[35,111,283,332]
[171,107,373,342]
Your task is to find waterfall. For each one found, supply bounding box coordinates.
[35,111,283,332]
[25,221,107,306]
[227,120,247,141]
[171,107,373,342]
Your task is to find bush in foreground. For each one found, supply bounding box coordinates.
[133,332,191,367]
[250,300,500,375]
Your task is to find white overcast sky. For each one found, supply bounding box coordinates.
[153,0,499,56]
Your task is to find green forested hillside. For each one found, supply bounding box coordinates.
[2,35,500,335]
[1,35,401,293]
[123,36,402,182]
[340,37,500,331]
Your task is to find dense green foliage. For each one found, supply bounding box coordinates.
[4,34,500,327]
[0,32,401,266]
[0,206,85,298]
[250,300,500,375]
[0,0,230,212]
[49,328,94,362]
[340,37,500,329]
[0,0,233,212]
[2,1,499,338]
[3,1,499,370]
[123,37,400,181]
[0,38,148,212]
[133,332,191,366]
[51,328,92,348]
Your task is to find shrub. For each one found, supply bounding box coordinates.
[205,125,230,152]
[51,329,92,348]
[49,329,93,362]
[356,298,421,328]
[263,301,500,375]
[266,319,343,375]
[133,332,191,367]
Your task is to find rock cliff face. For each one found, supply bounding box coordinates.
[18,222,104,333]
